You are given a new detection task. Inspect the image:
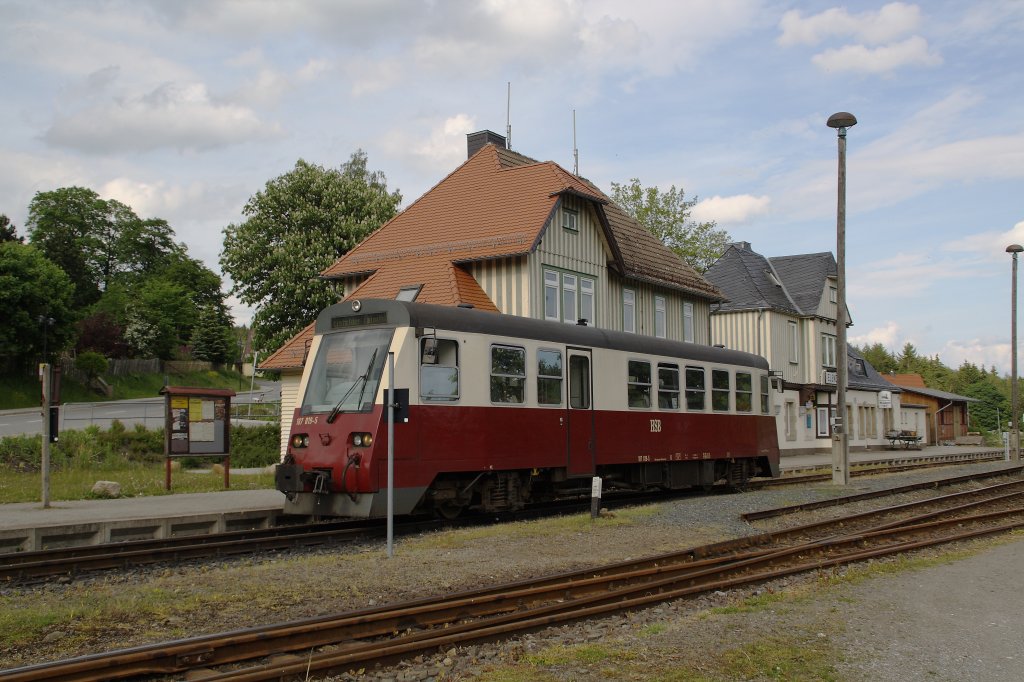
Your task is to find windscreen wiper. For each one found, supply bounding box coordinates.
[326,348,379,424]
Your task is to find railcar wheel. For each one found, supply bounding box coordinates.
[436,501,466,520]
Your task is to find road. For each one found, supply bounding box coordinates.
[0,382,281,438]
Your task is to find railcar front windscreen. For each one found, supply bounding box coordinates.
[300,329,392,414]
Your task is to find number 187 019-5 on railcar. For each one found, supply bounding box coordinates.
[275,299,781,518]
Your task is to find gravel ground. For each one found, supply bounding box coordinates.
[1,460,1021,681]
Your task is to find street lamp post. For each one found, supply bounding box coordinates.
[1007,244,1023,461]
[827,112,857,485]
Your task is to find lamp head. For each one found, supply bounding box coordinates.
[1007,244,1024,254]
[827,112,857,129]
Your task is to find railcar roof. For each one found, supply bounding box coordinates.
[317,299,769,370]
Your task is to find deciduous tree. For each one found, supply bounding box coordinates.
[221,152,401,355]
[0,242,75,368]
[609,178,730,272]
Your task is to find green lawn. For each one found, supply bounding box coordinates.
[0,463,275,504]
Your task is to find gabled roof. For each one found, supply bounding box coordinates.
[321,142,722,302]
[769,252,836,314]
[703,244,800,314]
[705,243,837,317]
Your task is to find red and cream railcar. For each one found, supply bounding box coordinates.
[275,299,780,518]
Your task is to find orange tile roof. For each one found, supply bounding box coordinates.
[260,322,314,371]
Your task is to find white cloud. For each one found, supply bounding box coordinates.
[381,114,478,176]
[99,177,207,220]
[941,220,1024,260]
[848,252,978,299]
[939,338,1010,374]
[45,82,281,153]
[811,35,942,74]
[850,321,902,348]
[692,194,771,226]
[778,2,923,47]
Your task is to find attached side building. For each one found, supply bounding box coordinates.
[705,241,902,454]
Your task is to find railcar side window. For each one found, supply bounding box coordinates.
[712,369,730,411]
[658,363,680,409]
[627,360,652,408]
[760,375,771,414]
[735,372,752,412]
[420,338,460,401]
[537,349,563,405]
[491,345,526,404]
[685,367,705,410]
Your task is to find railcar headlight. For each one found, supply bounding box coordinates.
[351,432,374,447]
[290,434,309,448]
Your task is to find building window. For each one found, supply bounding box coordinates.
[683,302,694,343]
[829,286,837,303]
[580,278,594,326]
[821,333,837,367]
[654,296,666,338]
[420,338,460,401]
[623,289,636,333]
[816,406,833,437]
[544,270,559,321]
[788,321,799,364]
[627,360,651,408]
[685,366,705,410]
[396,285,422,302]
[562,208,578,232]
[537,349,563,406]
[658,363,680,409]
[562,273,577,324]
[760,375,770,415]
[545,268,595,325]
[785,401,797,441]
[712,369,730,412]
[490,345,526,404]
[735,372,752,412]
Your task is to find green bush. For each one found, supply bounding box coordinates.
[0,422,279,471]
[75,352,109,380]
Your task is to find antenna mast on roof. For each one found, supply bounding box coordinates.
[506,82,512,150]
[572,109,579,175]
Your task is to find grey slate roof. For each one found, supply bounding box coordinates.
[704,243,837,317]
[769,252,836,314]
[848,347,902,393]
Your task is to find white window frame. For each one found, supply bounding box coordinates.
[544,270,560,321]
[788,320,799,364]
[562,207,578,232]
[654,296,666,338]
[623,289,636,333]
[829,286,837,303]
[545,268,595,325]
[821,333,837,368]
[683,302,694,343]
[580,277,594,326]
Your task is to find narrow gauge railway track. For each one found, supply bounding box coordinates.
[0,491,671,584]
[5,471,1024,682]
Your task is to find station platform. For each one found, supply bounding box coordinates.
[0,446,1009,554]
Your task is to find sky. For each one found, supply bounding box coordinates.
[1,0,1022,373]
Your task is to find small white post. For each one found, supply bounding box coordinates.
[386,351,395,558]
[590,476,602,519]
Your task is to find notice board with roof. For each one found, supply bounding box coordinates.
[159,386,236,489]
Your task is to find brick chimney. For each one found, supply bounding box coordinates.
[467,130,507,159]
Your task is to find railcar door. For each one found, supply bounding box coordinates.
[566,348,595,476]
